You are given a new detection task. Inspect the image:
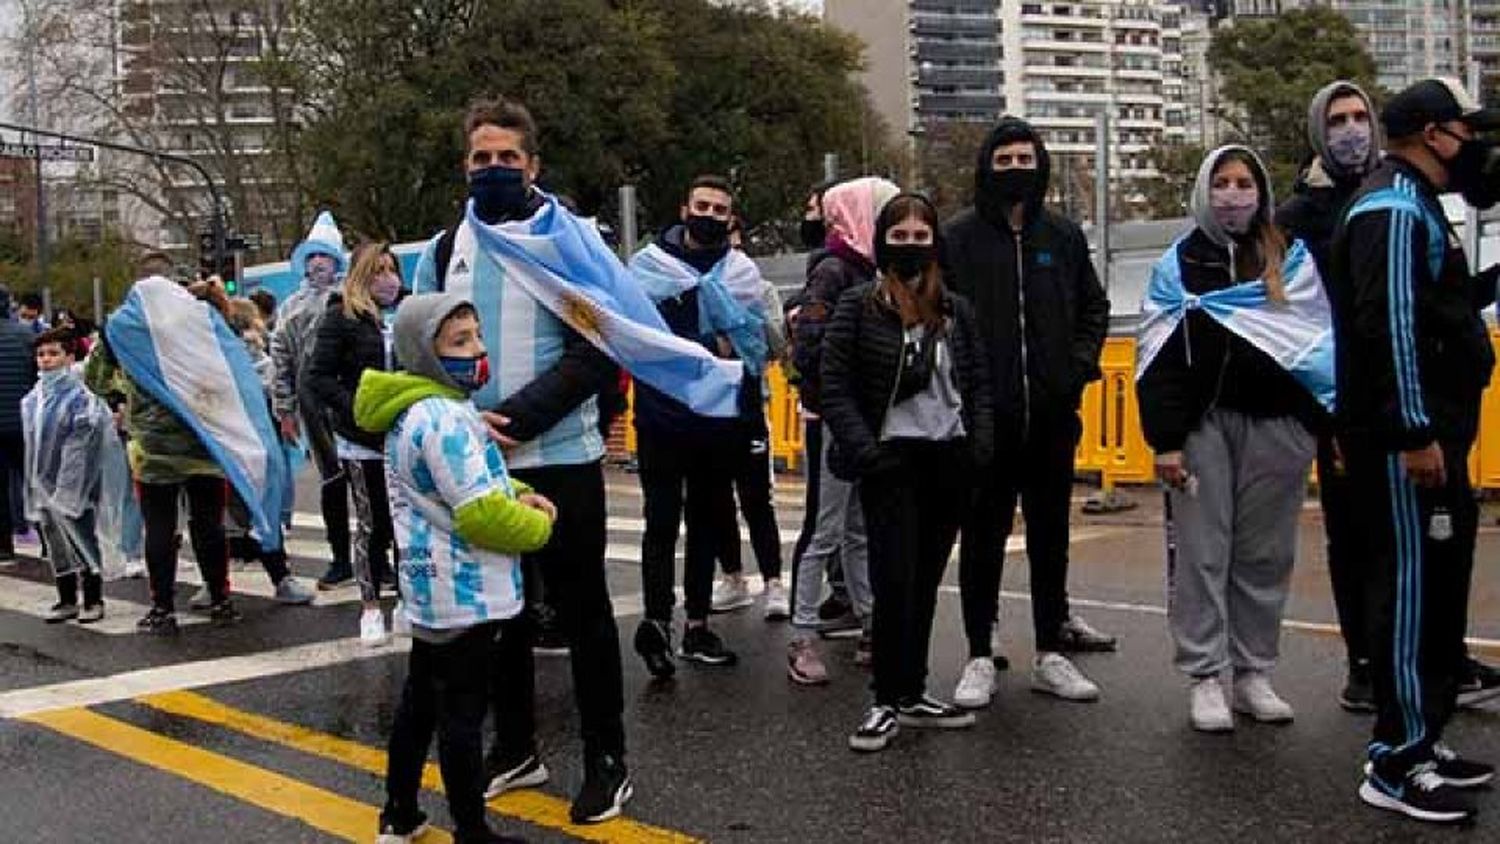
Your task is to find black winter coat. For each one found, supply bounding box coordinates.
[820,282,994,481]
[0,316,36,435]
[1274,158,1360,282]
[1136,230,1325,454]
[306,296,390,451]
[791,247,875,414]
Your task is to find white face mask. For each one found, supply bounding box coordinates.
[1327,122,1373,172]
[1210,186,1259,235]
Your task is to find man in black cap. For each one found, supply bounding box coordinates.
[1332,77,1500,824]
[943,116,1112,710]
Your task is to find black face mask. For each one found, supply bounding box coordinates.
[469,165,530,224]
[984,167,1040,203]
[881,244,932,281]
[799,219,826,251]
[685,214,729,248]
[1436,128,1500,210]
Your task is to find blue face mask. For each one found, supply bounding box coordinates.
[468,166,530,224]
[439,352,490,393]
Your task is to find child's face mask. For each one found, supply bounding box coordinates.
[439,352,490,393]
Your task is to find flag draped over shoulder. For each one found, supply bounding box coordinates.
[107,277,288,550]
[465,197,744,418]
[630,242,769,377]
[1135,237,1337,412]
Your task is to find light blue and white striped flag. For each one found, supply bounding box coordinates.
[1136,237,1337,412]
[465,196,744,418]
[107,277,288,550]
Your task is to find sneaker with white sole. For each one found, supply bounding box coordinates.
[849,705,899,752]
[1359,762,1476,824]
[273,577,315,605]
[189,584,213,611]
[1232,671,1294,723]
[710,576,753,613]
[570,754,632,825]
[360,607,389,646]
[123,558,146,580]
[43,602,78,624]
[77,603,105,624]
[1058,615,1118,653]
[787,638,829,685]
[763,579,790,621]
[1433,743,1495,788]
[375,806,430,844]
[1190,676,1234,732]
[897,694,976,729]
[484,752,549,800]
[391,601,412,638]
[954,657,998,709]
[1031,653,1100,702]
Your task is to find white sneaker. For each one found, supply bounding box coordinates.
[954,657,998,709]
[1190,676,1234,732]
[1030,653,1100,702]
[391,601,412,638]
[763,579,790,621]
[123,558,146,579]
[710,575,753,613]
[360,607,389,647]
[1232,671,1294,723]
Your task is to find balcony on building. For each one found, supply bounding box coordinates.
[914,40,1001,63]
[1019,2,1108,27]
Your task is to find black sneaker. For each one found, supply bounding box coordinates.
[136,607,179,635]
[1434,743,1495,788]
[817,611,863,640]
[531,623,570,658]
[570,754,633,824]
[375,806,429,843]
[207,600,242,625]
[77,603,105,624]
[679,625,738,666]
[44,602,79,624]
[1359,763,1476,824]
[316,563,354,591]
[633,619,676,678]
[1057,615,1118,653]
[818,592,851,621]
[1339,660,1376,713]
[483,752,549,799]
[849,705,899,752]
[896,694,977,729]
[1457,656,1500,709]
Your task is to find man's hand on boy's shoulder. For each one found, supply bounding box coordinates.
[518,492,557,523]
[481,411,521,451]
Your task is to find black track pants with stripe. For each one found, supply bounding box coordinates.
[1349,440,1476,780]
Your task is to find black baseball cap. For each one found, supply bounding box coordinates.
[1382,77,1500,138]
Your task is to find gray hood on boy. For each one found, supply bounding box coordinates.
[393,292,473,393]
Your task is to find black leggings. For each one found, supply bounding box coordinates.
[719,433,783,581]
[140,476,227,612]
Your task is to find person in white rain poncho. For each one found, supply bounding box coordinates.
[23,328,135,624]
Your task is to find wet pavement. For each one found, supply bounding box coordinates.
[2,466,1499,842]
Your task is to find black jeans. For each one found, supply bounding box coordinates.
[719,431,783,581]
[491,461,626,764]
[862,440,967,707]
[1350,440,1477,780]
[638,431,736,623]
[139,476,228,612]
[386,622,503,837]
[959,415,1079,656]
[0,431,24,551]
[1317,433,1369,666]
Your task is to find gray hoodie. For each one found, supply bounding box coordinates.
[1189,144,1275,249]
[1306,80,1382,183]
[392,292,473,393]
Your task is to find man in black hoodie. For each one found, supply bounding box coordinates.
[944,117,1112,709]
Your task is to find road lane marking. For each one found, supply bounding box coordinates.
[139,690,700,844]
[20,706,447,843]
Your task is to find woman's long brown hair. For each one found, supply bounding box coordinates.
[1215,149,1288,303]
[343,242,400,322]
[875,193,945,332]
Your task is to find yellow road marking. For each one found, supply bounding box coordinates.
[20,706,452,843]
[139,690,700,844]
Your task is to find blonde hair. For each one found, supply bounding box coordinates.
[225,299,268,353]
[343,242,399,321]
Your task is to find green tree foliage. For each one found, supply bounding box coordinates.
[0,234,141,321]
[293,0,892,252]
[1133,142,1205,220]
[1209,7,1380,199]
[917,121,991,220]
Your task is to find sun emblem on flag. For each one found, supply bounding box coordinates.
[561,291,605,343]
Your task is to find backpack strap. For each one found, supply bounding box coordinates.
[432,223,460,291]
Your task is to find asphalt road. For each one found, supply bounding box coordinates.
[1,465,1498,843]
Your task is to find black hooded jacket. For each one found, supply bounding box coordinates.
[1275,157,1362,281]
[941,117,1109,445]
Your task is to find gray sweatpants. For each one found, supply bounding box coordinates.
[1166,409,1314,678]
[792,423,872,628]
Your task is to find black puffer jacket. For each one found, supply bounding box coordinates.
[820,282,994,481]
[790,246,875,414]
[942,117,1109,443]
[306,295,390,451]
[1136,230,1325,453]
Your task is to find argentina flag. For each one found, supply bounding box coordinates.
[1136,237,1337,412]
[465,196,744,418]
[107,277,288,550]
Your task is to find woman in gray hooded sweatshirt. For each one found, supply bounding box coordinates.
[1136,146,1327,733]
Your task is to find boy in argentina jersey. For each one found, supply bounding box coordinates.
[354,291,555,844]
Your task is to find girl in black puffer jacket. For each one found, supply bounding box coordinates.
[821,192,994,753]
[306,242,405,644]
